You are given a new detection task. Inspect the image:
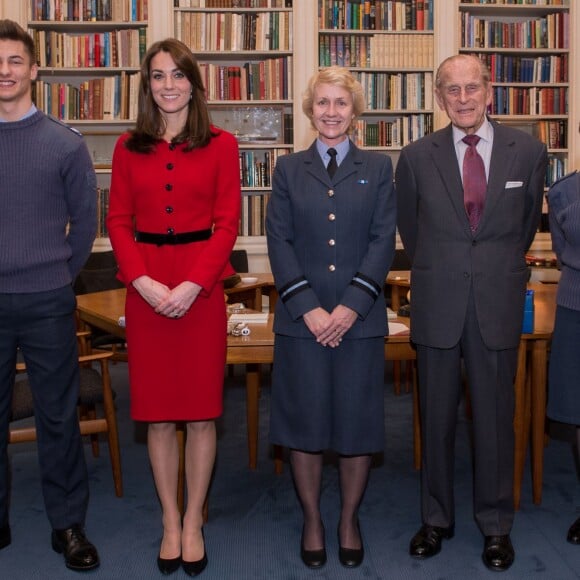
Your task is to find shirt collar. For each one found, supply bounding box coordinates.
[0,104,37,123]
[453,116,493,146]
[316,137,350,165]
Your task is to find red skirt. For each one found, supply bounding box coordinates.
[125,283,227,422]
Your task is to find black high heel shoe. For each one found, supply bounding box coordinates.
[157,531,181,575]
[300,526,327,568]
[157,554,181,575]
[182,528,208,576]
[338,521,364,568]
[182,552,208,576]
[567,516,580,545]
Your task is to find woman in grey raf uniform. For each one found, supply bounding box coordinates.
[265,66,396,569]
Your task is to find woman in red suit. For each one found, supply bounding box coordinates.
[106,39,240,576]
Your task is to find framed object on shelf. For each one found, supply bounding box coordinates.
[82,131,124,169]
[211,106,284,144]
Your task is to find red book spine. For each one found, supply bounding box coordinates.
[227,67,236,101]
[416,1,424,31]
[94,34,101,68]
[233,67,241,100]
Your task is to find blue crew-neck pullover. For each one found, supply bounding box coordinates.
[0,110,97,293]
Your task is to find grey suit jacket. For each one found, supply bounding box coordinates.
[266,140,396,339]
[396,119,547,350]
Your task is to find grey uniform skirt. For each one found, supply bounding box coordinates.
[269,334,385,455]
[547,305,580,425]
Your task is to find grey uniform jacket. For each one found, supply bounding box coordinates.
[266,140,396,339]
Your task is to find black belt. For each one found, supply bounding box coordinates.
[135,229,212,246]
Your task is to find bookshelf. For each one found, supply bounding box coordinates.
[317,0,436,163]
[173,0,295,246]
[7,0,578,266]
[458,0,572,235]
[26,0,150,250]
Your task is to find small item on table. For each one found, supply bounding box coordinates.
[228,321,251,336]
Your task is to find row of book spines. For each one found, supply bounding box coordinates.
[239,148,291,188]
[490,86,567,115]
[319,33,433,69]
[536,120,567,149]
[200,58,292,101]
[31,29,146,68]
[319,0,433,32]
[540,155,567,227]
[351,114,433,147]
[175,11,292,52]
[96,187,110,238]
[33,73,139,120]
[353,72,434,110]
[460,12,569,49]
[461,1,567,6]
[475,53,568,83]
[239,193,271,237]
[174,0,291,7]
[545,155,568,189]
[31,0,148,21]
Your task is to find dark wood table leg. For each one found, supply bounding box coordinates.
[512,340,528,511]
[531,339,548,505]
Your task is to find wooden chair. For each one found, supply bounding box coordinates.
[9,333,123,497]
[75,251,127,362]
[223,249,249,292]
[387,249,413,394]
[230,249,249,273]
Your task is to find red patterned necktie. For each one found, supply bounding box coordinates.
[462,134,486,231]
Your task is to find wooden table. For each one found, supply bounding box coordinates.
[383,271,556,508]
[76,287,274,470]
[386,270,411,312]
[229,271,410,314]
[513,283,556,509]
[77,283,555,507]
[229,270,412,315]
[75,288,417,472]
[385,270,412,393]
[225,272,276,312]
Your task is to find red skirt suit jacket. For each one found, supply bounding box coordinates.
[106,129,240,421]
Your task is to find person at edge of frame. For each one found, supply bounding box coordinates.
[0,19,99,571]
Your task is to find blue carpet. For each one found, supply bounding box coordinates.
[3,363,580,579]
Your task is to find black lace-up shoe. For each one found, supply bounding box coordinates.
[409,524,455,558]
[51,525,100,571]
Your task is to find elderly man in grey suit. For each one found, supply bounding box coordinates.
[395,54,547,572]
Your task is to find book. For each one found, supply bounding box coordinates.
[229,312,269,324]
[388,322,409,336]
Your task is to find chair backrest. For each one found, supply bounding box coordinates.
[74,251,124,295]
[391,248,411,271]
[74,252,127,358]
[230,249,249,273]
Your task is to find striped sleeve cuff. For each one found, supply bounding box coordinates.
[278,276,311,303]
[350,272,381,300]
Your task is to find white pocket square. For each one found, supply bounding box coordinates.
[505,181,523,189]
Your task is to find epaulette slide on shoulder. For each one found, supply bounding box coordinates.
[46,115,83,137]
[550,170,578,189]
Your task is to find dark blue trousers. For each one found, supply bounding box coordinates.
[0,286,89,531]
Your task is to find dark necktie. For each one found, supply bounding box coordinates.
[462,134,487,232]
[327,148,338,179]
